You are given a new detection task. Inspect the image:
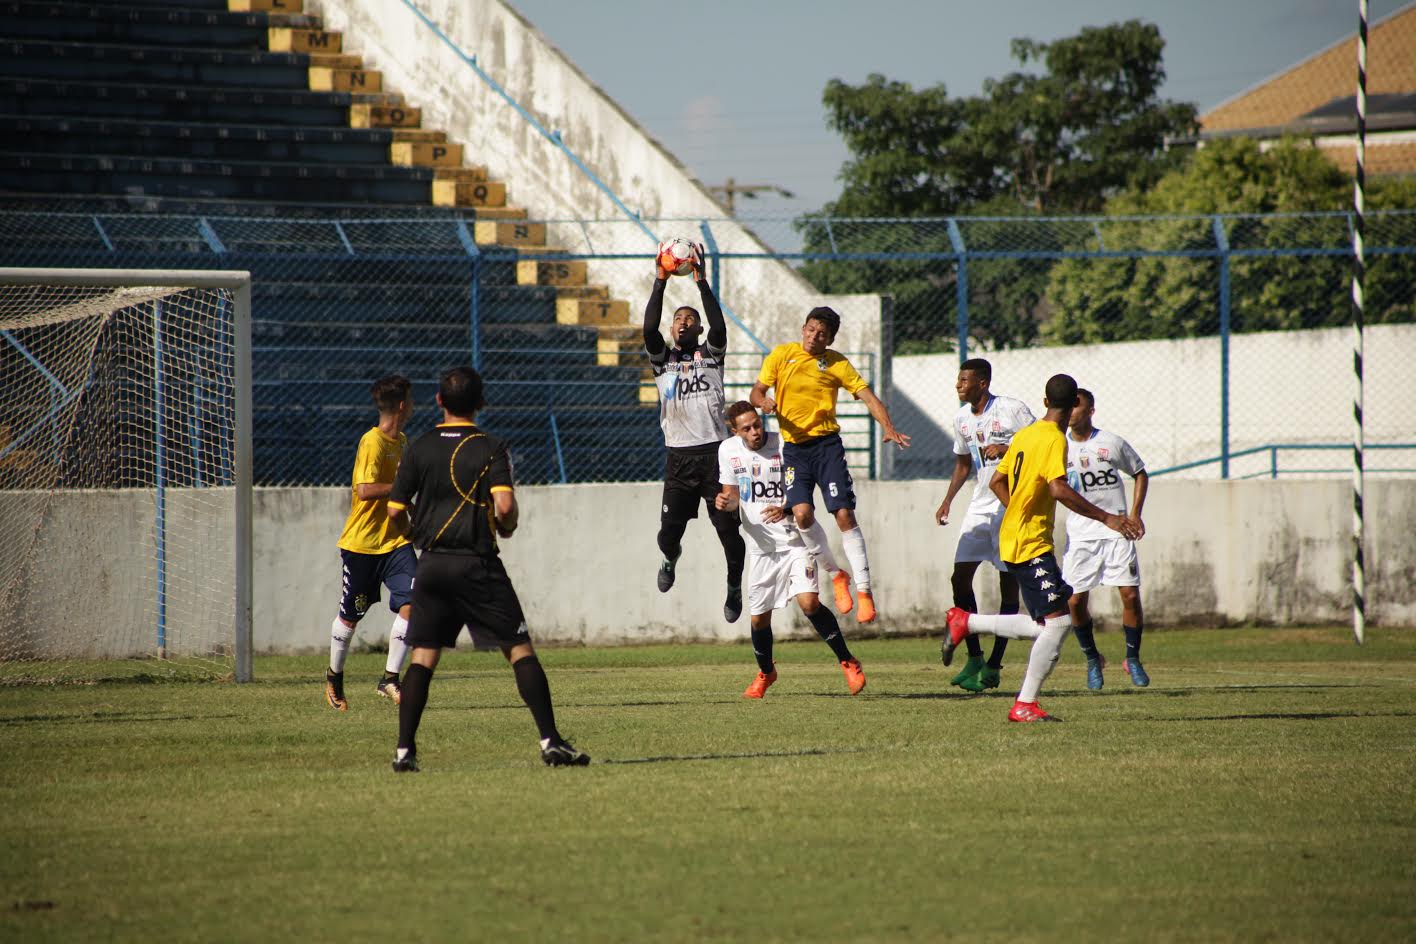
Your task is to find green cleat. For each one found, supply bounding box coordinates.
[950,654,985,690]
[978,664,1002,690]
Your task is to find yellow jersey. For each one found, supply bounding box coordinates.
[757,342,868,444]
[996,419,1069,564]
[336,427,411,555]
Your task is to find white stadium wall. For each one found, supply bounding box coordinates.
[249,478,1416,654]
[892,323,1416,480]
[309,0,881,359]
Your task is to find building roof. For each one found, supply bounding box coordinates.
[1200,3,1416,135]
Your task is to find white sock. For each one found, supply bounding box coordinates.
[968,612,1042,639]
[797,520,842,574]
[840,526,871,591]
[1017,614,1072,703]
[329,617,355,673]
[385,616,410,675]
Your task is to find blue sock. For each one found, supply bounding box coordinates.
[806,607,853,662]
[1124,625,1142,661]
[1074,620,1099,659]
[750,628,774,674]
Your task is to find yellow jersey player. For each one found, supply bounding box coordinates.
[749,307,910,624]
[940,374,1141,722]
[326,376,417,711]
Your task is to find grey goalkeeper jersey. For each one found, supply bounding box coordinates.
[648,341,728,449]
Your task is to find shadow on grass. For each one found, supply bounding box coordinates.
[599,745,874,765]
[1138,710,1416,723]
[0,711,240,727]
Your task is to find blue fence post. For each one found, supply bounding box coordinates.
[455,219,482,370]
[153,299,168,656]
[947,219,968,363]
[1212,216,1231,480]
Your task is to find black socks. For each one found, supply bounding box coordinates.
[397,662,433,754]
[512,655,559,742]
[806,607,853,662]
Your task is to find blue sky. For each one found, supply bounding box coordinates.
[509,0,1405,219]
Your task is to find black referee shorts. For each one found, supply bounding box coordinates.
[661,447,737,529]
[405,551,529,651]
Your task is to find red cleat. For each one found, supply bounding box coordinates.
[743,668,777,699]
[940,607,971,666]
[1007,701,1062,723]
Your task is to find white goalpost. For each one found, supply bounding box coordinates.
[0,268,253,683]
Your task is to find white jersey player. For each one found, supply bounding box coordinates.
[715,403,867,699]
[933,359,1034,692]
[1061,388,1150,690]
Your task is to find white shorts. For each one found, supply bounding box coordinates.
[1063,538,1141,593]
[747,544,819,616]
[954,502,1004,568]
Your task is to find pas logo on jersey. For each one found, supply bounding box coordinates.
[743,479,786,502]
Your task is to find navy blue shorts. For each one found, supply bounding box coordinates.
[783,433,856,513]
[1005,551,1074,622]
[338,543,417,622]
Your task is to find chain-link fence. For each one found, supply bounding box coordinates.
[2,205,1411,485]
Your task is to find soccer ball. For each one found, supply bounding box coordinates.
[657,238,697,277]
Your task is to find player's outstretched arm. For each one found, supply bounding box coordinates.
[695,249,727,351]
[936,454,974,524]
[858,388,910,449]
[643,255,669,357]
[493,488,518,538]
[1048,477,1141,539]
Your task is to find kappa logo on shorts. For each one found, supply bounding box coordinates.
[516,621,529,635]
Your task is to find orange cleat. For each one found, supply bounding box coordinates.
[841,658,867,695]
[856,590,877,624]
[1007,700,1062,723]
[940,606,971,666]
[831,570,854,614]
[743,668,777,699]
[324,669,348,711]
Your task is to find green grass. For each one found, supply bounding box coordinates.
[3,627,1415,942]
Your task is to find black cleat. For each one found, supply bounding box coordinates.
[541,739,591,767]
[724,583,743,623]
[656,552,680,593]
[391,751,419,773]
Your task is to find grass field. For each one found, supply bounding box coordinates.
[3,627,1415,942]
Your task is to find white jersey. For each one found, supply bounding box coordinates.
[718,433,799,554]
[1065,428,1145,542]
[649,341,727,449]
[952,394,1035,510]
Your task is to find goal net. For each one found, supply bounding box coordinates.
[0,268,252,684]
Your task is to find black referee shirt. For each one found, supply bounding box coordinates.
[388,422,513,556]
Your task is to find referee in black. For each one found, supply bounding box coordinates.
[385,367,589,771]
[645,240,746,621]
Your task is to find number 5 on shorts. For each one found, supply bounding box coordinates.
[829,483,838,497]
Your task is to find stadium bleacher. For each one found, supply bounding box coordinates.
[0,0,657,485]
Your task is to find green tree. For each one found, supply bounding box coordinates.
[801,20,1197,352]
[1044,138,1416,344]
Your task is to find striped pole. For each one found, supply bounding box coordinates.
[1351,0,1368,645]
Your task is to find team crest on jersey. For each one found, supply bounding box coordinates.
[751,461,762,478]
[1080,455,1090,469]
[976,430,986,443]
[817,356,828,371]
